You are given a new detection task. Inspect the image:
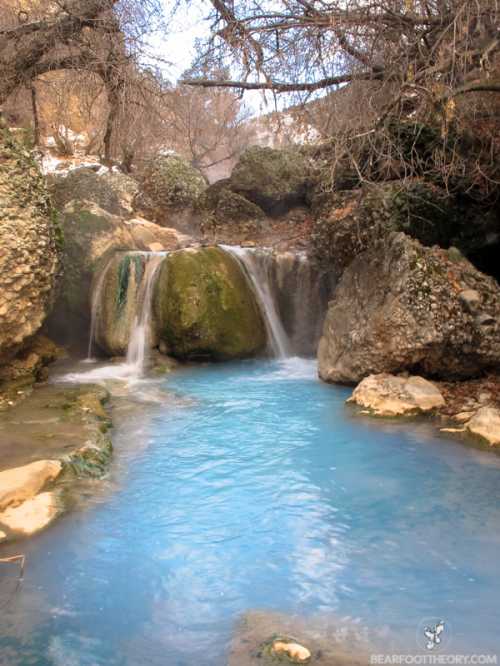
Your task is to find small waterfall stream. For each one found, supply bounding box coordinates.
[87,251,167,378]
[125,254,165,375]
[221,245,335,358]
[222,246,291,357]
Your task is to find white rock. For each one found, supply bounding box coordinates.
[349,373,445,417]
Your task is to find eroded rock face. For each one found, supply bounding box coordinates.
[318,233,500,384]
[0,128,60,365]
[348,374,445,417]
[154,247,267,360]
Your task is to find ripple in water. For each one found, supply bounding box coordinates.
[1,358,500,664]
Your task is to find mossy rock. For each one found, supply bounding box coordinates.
[230,146,309,216]
[138,154,206,215]
[154,247,266,360]
[311,180,462,273]
[0,123,60,365]
[50,167,137,217]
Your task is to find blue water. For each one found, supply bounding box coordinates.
[1,359,500,665]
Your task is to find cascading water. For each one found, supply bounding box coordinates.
[221,245,291,358]
[125,253,165,375]
[221,246,335,357]
[85,251,167,379]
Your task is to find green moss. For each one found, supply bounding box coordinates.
[140,154,206,210]
[154,247,266,360]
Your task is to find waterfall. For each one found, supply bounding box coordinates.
[222,246,291,358]
[125,254,165,375]
[221,246,335,358]
[87,251,167,378]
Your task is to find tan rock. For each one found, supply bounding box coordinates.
[0,492,60,536]
[453,411,474,423]
[466,407,500,446]
[0,529,6,541]
[271,640,311,663]
[0,460,62,511]
[349,373,445,417]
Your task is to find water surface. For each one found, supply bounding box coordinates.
[1,359,499,664]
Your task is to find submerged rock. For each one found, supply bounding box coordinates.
[348,374,445,417]
[318,233,500,384]
[271,639,311,663]
[0,125,60,367]
[154,247,266,360]
[465,407,500,447]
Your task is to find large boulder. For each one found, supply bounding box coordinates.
[50,167,138,217]
[318,233,500,384]
[154,247,266,360]
[230,146,309,216]
[0,126,60,367]
[135,154,206,227]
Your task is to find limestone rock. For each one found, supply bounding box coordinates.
[0,127,60,366]
[50,167,138,217]
[48,202,185,349]
[0,460,62,511]
[271,640,311,663]
[0,334,64,384]
[154,247,267,360]
[466,407,500,447]
[0,491,61,537]
[318,233,500,384]
[230,146,309,216]
[348,374,445,417]
[136,154,206,224]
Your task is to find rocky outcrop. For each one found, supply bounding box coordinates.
[0,126,60,367]
[348,373,445,417]
[154,247,267,360]
[318,233,500,384]
[311,181,464,276]
[230,146,309,216]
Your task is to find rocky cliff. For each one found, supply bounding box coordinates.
[0,125,60,376]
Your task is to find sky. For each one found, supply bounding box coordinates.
[148,1,284,117]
